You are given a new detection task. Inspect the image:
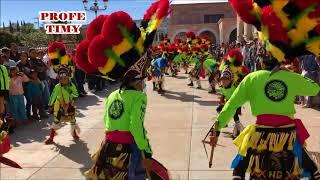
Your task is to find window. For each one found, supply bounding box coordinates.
[204,14,224,23]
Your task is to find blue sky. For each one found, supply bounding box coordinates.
[0,0,156,27]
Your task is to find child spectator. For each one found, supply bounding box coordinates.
[17,51,31,75]
[9,67,29,125]
[26,70,47,120]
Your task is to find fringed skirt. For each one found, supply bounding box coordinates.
[231,124,313,179]
[85,140,145,180]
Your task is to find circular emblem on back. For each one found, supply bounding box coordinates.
[264,80,288,102]
[108,100,124,119]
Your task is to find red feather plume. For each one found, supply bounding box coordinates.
[143,0,170,21]
[200,44,209,51]
[75,39,98,74]
[229,0,257,24]
[261,6,289,45]
[86,15,108,41]
[88,35,112,68]
[227,49,243,64]
[192,46,200,52]
[48,41,66,53]
[186,31,195,38]
[101,11,134,46]
[293,0,320,11]
[241,66,250,76]
[156,0,170,20]
[143,1,159,21]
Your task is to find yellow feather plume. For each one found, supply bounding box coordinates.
[266,43,286,62]
[60,55,69,65]
[48,52,58,59]
[288,15,318,46]
[98,58,116,74]
[306,40,320,57]
[272,0,290,29]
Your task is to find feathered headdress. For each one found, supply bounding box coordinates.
[48,41,74,76]
[75,0,170,80]
[48,42,70,66]
[186,31,196,45]
[225,49,243,67]
[230,0,320,61]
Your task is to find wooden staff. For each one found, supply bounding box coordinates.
[141,152,152,180]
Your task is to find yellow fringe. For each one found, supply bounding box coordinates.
[288,132,295,150]
[293,157,303,176]
[248,155,255,173]
[254,155,262,174]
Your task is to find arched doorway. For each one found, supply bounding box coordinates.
[174,32,187,40]
[199,31,216,44]
[229,28,237,43]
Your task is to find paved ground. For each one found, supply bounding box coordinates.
[1,73,319,180]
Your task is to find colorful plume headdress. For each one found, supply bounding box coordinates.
[75,0,170,80]
[230,0,320,61]
[48,41,70,66]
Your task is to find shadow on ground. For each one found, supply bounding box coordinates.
[9,119,50,147]
[161,90,219,106]
[9,92,107,147]
[54,140,91,176]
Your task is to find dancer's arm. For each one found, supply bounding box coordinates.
[129,94,152,157]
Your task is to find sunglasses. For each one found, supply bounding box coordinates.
[59,73,68,78]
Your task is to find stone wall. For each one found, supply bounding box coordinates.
[169,2,237,44]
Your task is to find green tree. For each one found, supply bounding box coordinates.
[18,30,50,47]
[20,23,35,34]
[0,30,20,47]
[16,20,20,32]
[2,22,5,30]
[9,21,13,33]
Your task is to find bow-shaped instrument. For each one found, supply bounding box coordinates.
[202,123,216,168]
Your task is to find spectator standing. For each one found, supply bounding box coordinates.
[300,55,320,108]
[17,51,32,118]
[28,48,49,111]
[17,51,31,75]
[26,70,46,120]
[255,45,267,71]
[9,67,29,125]
[1,47,17,68]
[241,42,250,70]
[72,51,87,97]
[9,43,20,62]
[249,41,257,72]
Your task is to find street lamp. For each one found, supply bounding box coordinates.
[82,0,108,18]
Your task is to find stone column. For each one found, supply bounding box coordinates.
[219,22,224,44]
[244,23,253,41]
[236,16,244,42]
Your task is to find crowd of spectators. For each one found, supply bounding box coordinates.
[0,43,107,134]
